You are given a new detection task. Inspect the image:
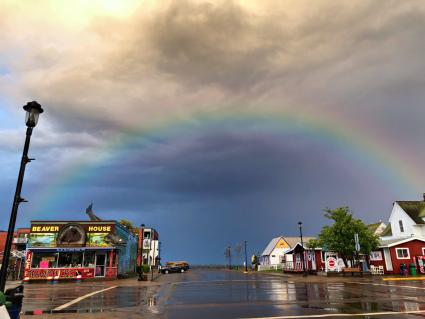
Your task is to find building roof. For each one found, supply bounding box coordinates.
[261,236,316,256]
[380,223,392,237]
[367,221,387,236]
[284,237,316,248]
[396,201,425,224]
[380,236,425,248]
[285,242,319,254]
[367,222,381,232]
[261,237,282,256]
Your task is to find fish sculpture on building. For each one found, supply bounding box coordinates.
[85,203,102,221]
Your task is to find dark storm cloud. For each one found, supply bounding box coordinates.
[2,1,425,262]
[19,127,402,263]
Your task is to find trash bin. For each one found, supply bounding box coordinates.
[409,262,417,277]
[400,263,407,276]
[5,285,24,319]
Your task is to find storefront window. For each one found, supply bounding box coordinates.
[83,251,95,267]
[57,252,83,268]
[31,252,58,268]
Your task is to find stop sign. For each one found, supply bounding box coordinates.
[327,257,337,271]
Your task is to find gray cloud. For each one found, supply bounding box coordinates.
[2,1,425,262]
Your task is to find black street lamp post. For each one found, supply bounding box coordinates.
[298,221,308,276]
[0,101,43,292]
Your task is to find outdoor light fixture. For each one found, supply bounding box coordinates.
[0,101,44,292]
[23,101,44,128]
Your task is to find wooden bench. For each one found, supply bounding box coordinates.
[342,267,363,276]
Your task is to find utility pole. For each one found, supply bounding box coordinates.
[229,245,232,270]
[244,241,248,272]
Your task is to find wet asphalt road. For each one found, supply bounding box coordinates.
[21,269,425,318]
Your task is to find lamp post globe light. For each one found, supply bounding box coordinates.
[0,101,43,292]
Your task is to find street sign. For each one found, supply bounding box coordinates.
[354,233,360,252]
[326,257,337,271]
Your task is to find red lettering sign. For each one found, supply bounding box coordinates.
[28,268,95,280]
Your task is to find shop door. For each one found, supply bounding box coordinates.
[309,251,317,271]
[383,248,393,272]
[95,253,106,277]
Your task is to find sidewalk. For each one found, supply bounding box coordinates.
[254,270,387,283]
[22,310,148,319]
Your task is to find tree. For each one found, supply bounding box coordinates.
[119,219,138,236]
[317,207,379,263]
[306,238,321,250]
[234,243,242,266]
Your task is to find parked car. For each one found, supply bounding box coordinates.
[173,261,190,271]
[161,261,190,274]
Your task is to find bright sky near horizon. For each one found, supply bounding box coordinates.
[1,0,425,263]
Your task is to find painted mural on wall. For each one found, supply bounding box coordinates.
[86,233,110,247]
[28,233,57,247]
[27,222,116,248]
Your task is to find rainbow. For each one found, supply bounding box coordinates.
[32,109,420,213]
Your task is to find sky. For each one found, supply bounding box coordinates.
[1,0,425,264]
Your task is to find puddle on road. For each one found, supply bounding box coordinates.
[23,285,163,317]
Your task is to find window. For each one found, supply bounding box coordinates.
[271,255,275,257]
[370,251,383,261]
[57,252,83,268]
[83,251,95,267]
[399,220,404,233]
[31,252,58,268]
[396,248,410,259]
[422,248,425,256]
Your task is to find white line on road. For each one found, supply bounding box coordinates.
[53,286,117,311]
[239,310,425,319]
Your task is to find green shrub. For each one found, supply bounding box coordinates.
[142,264,150,273]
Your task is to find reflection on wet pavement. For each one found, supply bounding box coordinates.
[21,269,425,318]
[158,270,425,318]
[23,282,160,316]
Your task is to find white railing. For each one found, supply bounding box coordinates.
[258,263,284,271]
[258,261,307,272]
[13,238,28,244]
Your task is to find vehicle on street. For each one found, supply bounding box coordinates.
[161,261,190,274]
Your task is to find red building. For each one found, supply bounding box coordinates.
[369,237,425,274]
[284,243,325,273]
[0,228,30,263]
[368,196,425,275]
